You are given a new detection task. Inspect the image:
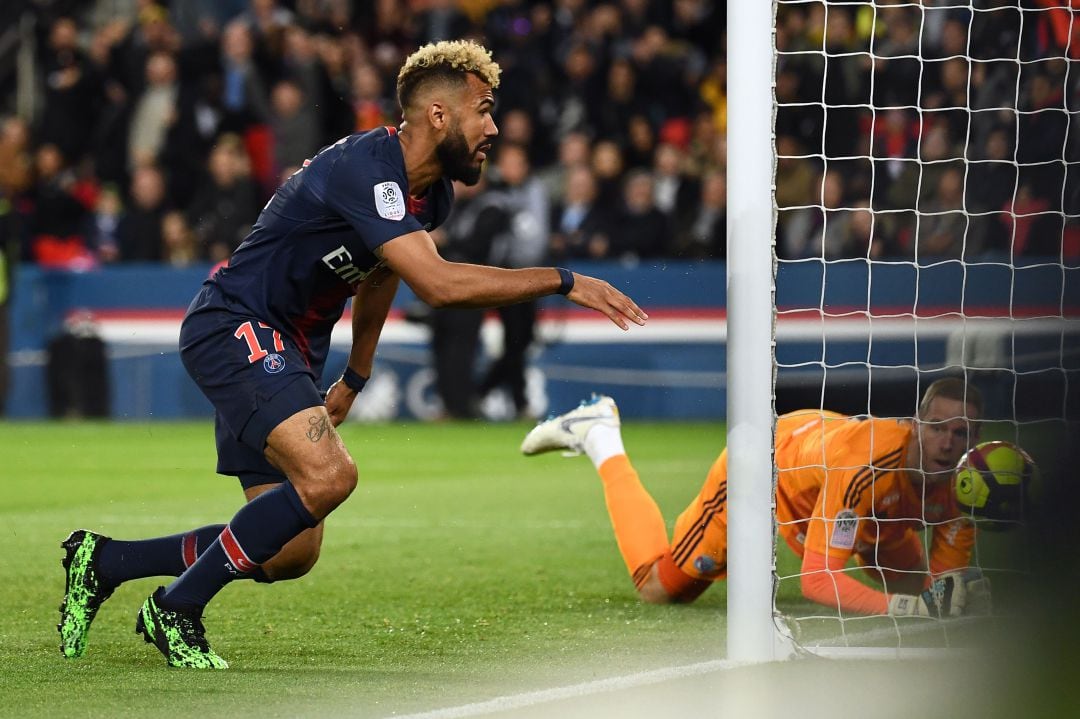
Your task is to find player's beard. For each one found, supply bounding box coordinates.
[436,123,484,186]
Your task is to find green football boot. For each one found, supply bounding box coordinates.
[58,529,115,658]
[135,588,228,669]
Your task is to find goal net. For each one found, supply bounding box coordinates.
[734,0,1079,657]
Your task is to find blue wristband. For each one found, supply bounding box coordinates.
[555,267,575,296]
[341,367,368,393]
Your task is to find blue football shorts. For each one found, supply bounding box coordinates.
[180,310,325,487]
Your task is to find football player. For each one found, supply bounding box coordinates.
[58,39,647,669]
[522,378,991,617]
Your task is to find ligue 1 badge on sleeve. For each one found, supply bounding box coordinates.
[374,181,406,220]
[829,509,858,550]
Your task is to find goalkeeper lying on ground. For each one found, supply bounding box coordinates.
[521,378,994,618]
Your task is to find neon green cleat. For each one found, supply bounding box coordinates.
[135,588,228,669]
[58,529,115,659]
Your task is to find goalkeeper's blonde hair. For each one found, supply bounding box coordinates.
[918,377,983,418]
[396,40,501,113]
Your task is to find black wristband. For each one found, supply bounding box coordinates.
[341,367,368,393]
[555,267,575,296]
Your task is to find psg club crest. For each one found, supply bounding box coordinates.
[263,353,286,374]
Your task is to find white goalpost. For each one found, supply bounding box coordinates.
[725,0,788,663]
[728,0,1077,662]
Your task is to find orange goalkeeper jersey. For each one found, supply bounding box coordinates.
[774,410,974,575]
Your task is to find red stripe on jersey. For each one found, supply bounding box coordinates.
[219,526,257,573]
[406,194,428,216]
[385,125,397,136]
[181,532,198,569]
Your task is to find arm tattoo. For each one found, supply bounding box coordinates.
[306,415,332,443]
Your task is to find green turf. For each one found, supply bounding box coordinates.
[0,420,733,718]
[0,419,1066,718]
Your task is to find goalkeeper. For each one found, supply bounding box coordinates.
[522,378,991,617]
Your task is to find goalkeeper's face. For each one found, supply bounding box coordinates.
[913,396,980,482]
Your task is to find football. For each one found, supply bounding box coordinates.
[954,440,1038,524]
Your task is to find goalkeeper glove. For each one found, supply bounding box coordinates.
[959,568,993,616]
[887,572,967,618]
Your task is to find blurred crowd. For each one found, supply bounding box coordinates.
[776,0,1079,262]
[0,0,1075,277]
[0,0,726,272]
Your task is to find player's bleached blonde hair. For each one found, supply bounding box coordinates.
[396,40,501,113]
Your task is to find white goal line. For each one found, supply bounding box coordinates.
[385,658,738,719]
[386,613,981,719]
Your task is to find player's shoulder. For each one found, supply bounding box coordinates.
[301,127,393,173]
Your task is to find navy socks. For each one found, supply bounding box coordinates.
[96,525,227,587]
[160,481,318,612]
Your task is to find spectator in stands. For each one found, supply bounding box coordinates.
[630,25,695,126]
[967,128,1015,256]
[537,130,592,206]
[624,114,657,171]
[550,164,614,261]
[414,0,474,45]
[90,184,123,263]
[887,123,953,214]
[0,117,33,204]
[613,169,668,261]
[187,134,259,262]
[268,79,319,180]
[16,0,1063,268]
[38,17,103,166]
[553,42,601,138]
[1003,184,1059,258]
[237,0,294,57]
[161,210,200,267]
[917,167,967,259]
[871,6,920,108]
[116,164,168,261]
[127,51,179,170]
[428,176,495,420]
[780,170,850,260]
[312,34,359,141]
[672,169,725,260]
[478,142,550,419]
[1018,69,1069,206]
[590,139,626,222]
[671,0,725,55]
[26,144,95,269]
[219,20,271,131]
[351,62,396,132]
[86,20,134,189]
[651,142,699,221]
[105,4,182,99]
[697,58,726,136]
[774,66,822,155]
[684,110,721,178]
[279,24,328,130]
[871,109,919,197]
[775,135,819,210]
[593,57,638,144]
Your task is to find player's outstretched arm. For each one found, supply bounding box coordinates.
[377,231,647,330]
[325,266,400,426]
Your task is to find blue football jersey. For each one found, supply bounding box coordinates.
[185,126,453,369]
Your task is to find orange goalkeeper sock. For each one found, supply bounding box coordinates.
[598,454,670,587]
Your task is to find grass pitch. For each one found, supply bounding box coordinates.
[1,420,732,718]
[0,420,1071,718]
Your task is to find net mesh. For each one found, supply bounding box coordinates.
[771,0,1078,650]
